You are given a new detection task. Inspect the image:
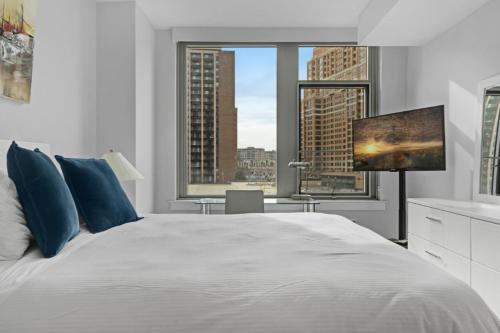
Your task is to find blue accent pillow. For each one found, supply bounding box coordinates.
[7,142,79,258]
[55,156,142,233]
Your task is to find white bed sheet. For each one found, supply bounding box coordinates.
[0,213,498,333]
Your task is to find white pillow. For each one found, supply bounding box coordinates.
[0,171,31,260]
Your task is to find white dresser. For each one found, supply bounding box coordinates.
[408,198,500,318]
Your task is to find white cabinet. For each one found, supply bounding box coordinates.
[408,233,470,284]
[408,198,500,318]
[471,219,500,272]
[471,262,500,318]
[408,203,470,257]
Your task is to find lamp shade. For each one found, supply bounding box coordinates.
[101,151,144,182]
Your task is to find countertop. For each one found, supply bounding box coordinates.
[408,198,500,225]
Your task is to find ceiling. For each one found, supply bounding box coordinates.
[358,0,490,45]
[98,0,491,46]
[114,0,372,29]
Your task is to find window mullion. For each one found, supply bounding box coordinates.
[276,43,299,197]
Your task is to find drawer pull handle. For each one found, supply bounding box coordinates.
[426,216,442,223]
[425,250,442,260]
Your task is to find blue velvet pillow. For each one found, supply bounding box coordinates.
[7,142,79,258]
[55,156,141,233]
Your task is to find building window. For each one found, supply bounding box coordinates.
[178,44,377,199]
[182,46,277,196]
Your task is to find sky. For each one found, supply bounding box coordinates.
[223,47,313,151]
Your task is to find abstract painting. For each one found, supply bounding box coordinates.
[0,0,36,103]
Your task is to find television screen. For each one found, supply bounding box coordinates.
[352,106,446,171]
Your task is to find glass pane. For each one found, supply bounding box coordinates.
[185,47,277,196]
[480,91,500,194]
[300,87,367,195]
[299,46,368,81]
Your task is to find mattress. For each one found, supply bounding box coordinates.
[0,213,498,333]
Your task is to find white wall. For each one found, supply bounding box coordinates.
[154,29,176,213]
[0,0,96,158]
[97,2,136,203]
[153,28,407,238]
[135,6,156,213]
[96,2,155,212]
[406,0,500,200]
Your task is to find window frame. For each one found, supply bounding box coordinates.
[177,43,379,199]
[297,81,374,198]
[177,43,280,198]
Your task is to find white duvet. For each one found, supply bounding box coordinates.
[0,213,498,333]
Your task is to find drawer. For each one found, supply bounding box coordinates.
[471,219,500,272]
[409,233,470,284]
[408,203,470,257]
[471,262,500,319]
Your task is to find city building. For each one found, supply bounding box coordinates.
[300,47,367,192]
[186,48,237,184]
[236,147,276,182]
[237,147,276,162]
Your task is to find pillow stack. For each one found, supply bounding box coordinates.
[3,142,142,259]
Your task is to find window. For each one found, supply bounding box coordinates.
[181,46,277,196]
[299,85,369,195]
[298,46,372,196]
[178,44,377,199]
[480,89,500,194]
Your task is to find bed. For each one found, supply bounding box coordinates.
[0,212,499,333]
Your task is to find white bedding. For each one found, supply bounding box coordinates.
[0,213,498,333]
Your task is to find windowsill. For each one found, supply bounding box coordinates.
[168,198,387,213]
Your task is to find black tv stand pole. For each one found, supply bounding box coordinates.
[398,170,407,241]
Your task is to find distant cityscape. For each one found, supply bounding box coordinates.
[236,147,276,183]
[186,46,367,195]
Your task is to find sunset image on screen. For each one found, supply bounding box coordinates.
[353,107,445,171]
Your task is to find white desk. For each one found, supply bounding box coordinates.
[195,198,320,215]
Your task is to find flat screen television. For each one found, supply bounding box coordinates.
[352,105,446,171]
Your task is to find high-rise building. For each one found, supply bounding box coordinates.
[300,47,367,192]
[186,48,237,184]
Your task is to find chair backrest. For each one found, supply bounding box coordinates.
[225,190,264,214]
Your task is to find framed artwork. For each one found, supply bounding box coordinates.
[0,0,36,103]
